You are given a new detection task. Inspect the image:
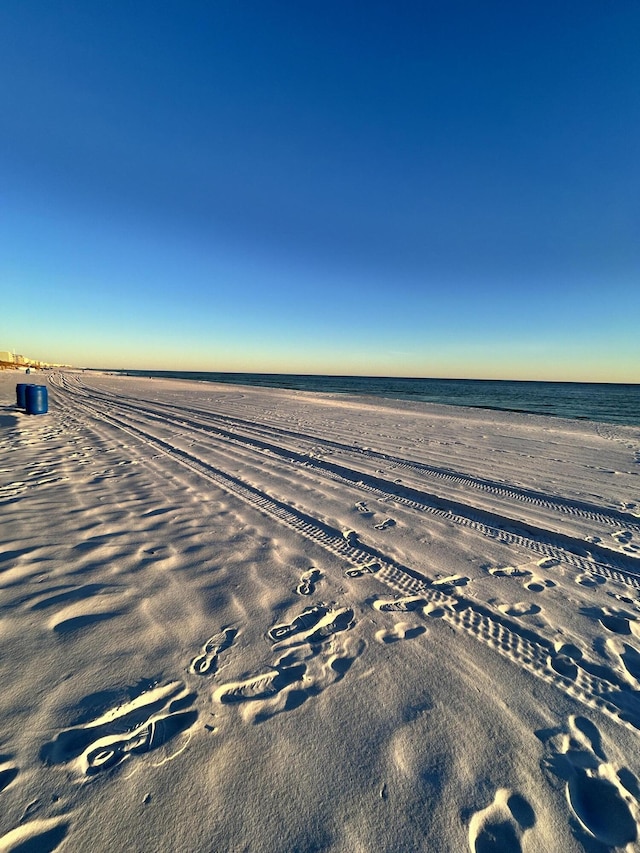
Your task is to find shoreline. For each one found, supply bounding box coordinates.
[99,368,640,428]
[78,368,640,432]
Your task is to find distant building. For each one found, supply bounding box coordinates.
[0,349,62,369]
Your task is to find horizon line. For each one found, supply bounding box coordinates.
[88,367,640,386]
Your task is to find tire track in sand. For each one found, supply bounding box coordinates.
[48,377,640,736]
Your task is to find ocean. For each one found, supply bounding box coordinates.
[118,371,640,428]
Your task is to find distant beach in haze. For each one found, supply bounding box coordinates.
[113,370,640,427]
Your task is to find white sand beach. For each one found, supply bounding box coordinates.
[1,370,640,852]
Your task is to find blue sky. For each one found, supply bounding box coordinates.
[1,1,638,380]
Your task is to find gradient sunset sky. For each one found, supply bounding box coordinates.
[2,2,638,381]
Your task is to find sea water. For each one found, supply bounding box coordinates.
[118,371,640,427]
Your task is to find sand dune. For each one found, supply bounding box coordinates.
[1,370,640,851]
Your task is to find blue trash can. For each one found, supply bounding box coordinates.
[25,384,48,415]
[16,383,29,409]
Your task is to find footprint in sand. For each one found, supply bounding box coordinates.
[606,637,640,688]
[0,760,18,793]
[468,788,535,852]
[0,817,70,853]
[553,641,583,661]
[524,576,556,593]
[296,568,321,596]
[40,680,197,776]
[83,712,195,775]
[606,591,640,612]
[432,574,470,589]
[268,604,355,647]
[374,517,396,531]
[373,595,427,613]
[268,604,331,642]
[488,566,531,579]
[575,572,606,587]
[375,622,426,644]
[303,607,355,644]
[345,561,381,578]
[541,715,639,848]
[317,635,366,685]
[189,627,236,676]
[488,565,554,594]
[498,602,541,618]
[612,529,633,545]
[547,641,583,679]
[548,654,579,680]
[220,637,367,723]
[214,657,307,705]
[592,606,640,636]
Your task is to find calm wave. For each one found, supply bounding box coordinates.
[118,371,640,427]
